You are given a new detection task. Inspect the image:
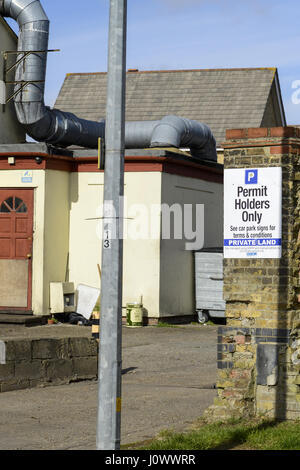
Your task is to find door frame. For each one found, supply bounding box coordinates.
[0,187,34,313]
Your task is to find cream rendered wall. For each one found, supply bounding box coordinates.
[122,172,162,316]
[0,19,26,144]
[0,169,46,314]
[68,171,162,317]
[159,173,223,317]
[43,170,70,314]
[69,169,223,320]
[68,172,104,290]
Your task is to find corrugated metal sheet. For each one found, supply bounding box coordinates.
[195,249,225,317]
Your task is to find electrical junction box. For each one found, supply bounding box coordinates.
[50,282,75,314]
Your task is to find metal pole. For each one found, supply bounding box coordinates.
[96,0,127,450]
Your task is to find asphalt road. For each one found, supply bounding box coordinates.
[0,324,218,450]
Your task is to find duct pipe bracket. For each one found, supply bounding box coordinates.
[1,49,60,112]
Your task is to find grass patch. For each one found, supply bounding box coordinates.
[135,418,300,450]
[156,322,180,328]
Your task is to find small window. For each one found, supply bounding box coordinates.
[0,202,10,212]
[16,203,27,213]
[15,197,23,210]
[0,197,27,213]
[4,197,13,209]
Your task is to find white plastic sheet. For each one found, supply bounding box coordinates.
[76,284,100,319]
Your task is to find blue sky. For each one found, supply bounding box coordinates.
[6,0,300,124]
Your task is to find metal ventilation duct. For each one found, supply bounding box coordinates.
[0,0,217,161]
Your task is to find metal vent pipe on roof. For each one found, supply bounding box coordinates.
[0,0,217,161]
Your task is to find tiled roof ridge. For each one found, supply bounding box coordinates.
[65,67,277,78]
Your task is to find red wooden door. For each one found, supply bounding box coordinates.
[0,189,33,311]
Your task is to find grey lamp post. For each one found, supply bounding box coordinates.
[96,0,127,450]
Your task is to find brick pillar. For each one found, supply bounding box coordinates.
[205,127,300,421]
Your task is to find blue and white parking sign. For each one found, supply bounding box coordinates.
[245,169,258,184]
[224,167,282,259]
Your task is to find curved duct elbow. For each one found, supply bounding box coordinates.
[125,117,217,160]
[149,115,216,160]
[25,110,106,148]
[0,0,217,161]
